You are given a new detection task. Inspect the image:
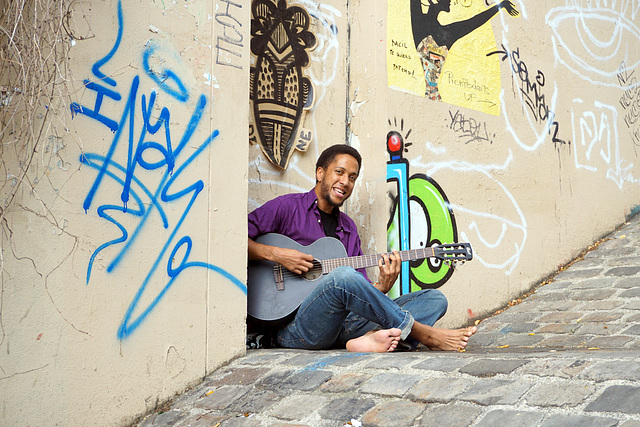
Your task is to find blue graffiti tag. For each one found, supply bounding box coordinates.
[72,0,246,340]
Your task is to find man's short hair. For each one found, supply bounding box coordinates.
[316,144,362,173]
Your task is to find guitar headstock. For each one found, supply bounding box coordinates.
[433,242,473,263]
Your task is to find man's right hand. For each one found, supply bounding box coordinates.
[248,238,314,275]
[272,246,315,275]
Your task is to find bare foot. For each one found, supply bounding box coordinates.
[411,324,477,351]
[346,328,402,353]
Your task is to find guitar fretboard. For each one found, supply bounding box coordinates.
[320,247,436,274]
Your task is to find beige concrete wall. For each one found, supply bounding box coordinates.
[0,0,249,425]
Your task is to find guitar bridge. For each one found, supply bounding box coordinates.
[273,265,285,291]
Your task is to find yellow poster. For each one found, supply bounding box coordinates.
[388,0,519,116]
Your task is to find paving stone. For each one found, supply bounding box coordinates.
[194,385,251,410]
[406,377,474,403]
[206,367,271,387]
[580,312,624,322]
[319,372,370,393]
[572,257,608,268]
[467,332,500,347]
[602,247,639,259]
[627,312,640,322]
[499,322,539,334]
[585,385,640,414]
[458,358,529,377]
[476,321,504,332]
[536,323,576,334]
[412,356,471,372]
[255,370,295,389]
[363,353,422,369]
[175,413,228,427]
[268,394,327,421]
[360,373,422,397]
[517,358,591,378]
[242,351,292,365]
[619,420,640,427]
[216,415,263,427]
[540,414,618,427]
[623,300,640,309]
[361,400,425,426]
[537,312,583,323]
[458,378,532,405]
[575,323,623,336]
[310,353,374,367]
[318,397,376,420]
[605,266,640,276]
[474,409,545,427]
[570,289,617,301]
[616,277,640,288]
[496,333,545,347]
[579,300,625,311]
[585,335,634,348]
[538,280,572,291]
[572,278,617,289]
[536,300,581,311]
[524,381,596,407]
[536,335,587,348]
[230,388,288,414]
[497,300,536,313]
[416,403,482,427]
[624,338,640,348]
[489,312,542,323]
[620,288,640,298]
[281,369,333,391]
[282,353,334,366]
[579,361,640,381]
[555,268,604,280]
[609,256,640,267]
[138,410,188,427]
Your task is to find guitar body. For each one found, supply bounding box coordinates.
[247,233,348,324]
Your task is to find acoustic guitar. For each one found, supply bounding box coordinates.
[247,233,473,324]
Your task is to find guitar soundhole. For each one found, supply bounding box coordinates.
[301,260,323,281]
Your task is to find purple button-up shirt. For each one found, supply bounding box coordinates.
[248,188,369,280]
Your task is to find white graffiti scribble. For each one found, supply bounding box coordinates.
[298,1,342,140]
[546,5,640,88]
[497,42,561,152]
[411,149,527,275]
[571,98,637,189]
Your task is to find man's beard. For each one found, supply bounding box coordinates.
[321,181,345,209]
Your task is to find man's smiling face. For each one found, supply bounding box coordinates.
[315,153,360,213]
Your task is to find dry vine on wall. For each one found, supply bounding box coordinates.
[0,0,79,249]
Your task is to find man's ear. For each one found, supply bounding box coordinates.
[316,166,325,182]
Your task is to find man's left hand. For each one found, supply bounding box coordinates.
[375,251,401,293]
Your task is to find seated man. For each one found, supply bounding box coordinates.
[248,144,476,352]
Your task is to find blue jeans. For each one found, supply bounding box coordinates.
[277,266,448,350]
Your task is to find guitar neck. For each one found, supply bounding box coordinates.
[321,247,436,273]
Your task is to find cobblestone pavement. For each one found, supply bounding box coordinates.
[137,216,640,427]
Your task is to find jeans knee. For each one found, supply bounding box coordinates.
[430,289,448,315]
[327,266,368,291]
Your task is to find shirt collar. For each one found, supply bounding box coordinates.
[305,188,319,211]
[306,188,351,235]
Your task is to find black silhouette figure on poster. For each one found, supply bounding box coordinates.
[250,0,317,170]
[409,0,518,100]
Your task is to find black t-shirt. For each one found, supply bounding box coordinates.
[318,208,339,239]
